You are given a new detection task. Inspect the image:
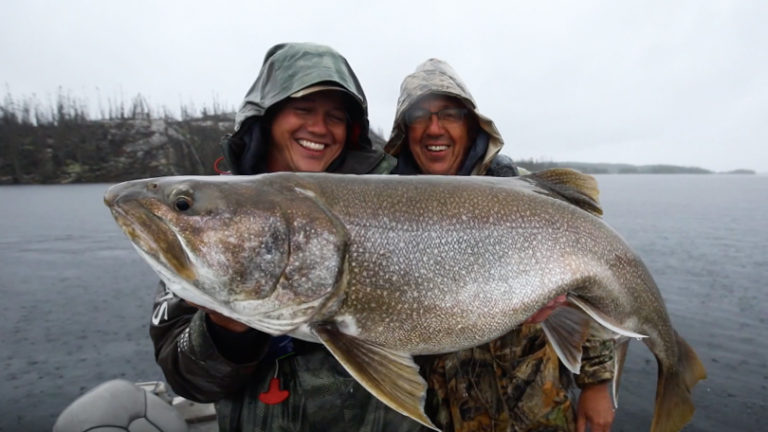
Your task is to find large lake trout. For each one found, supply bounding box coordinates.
[104,170,706,431]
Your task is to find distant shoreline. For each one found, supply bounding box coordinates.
[0,162,757,185]
[512,160,756,175]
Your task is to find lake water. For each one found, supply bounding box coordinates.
[1,175,766,431]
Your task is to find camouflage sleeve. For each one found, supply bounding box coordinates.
[149,281,271,402]
[575,336,614,387]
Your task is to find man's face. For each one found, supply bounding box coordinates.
[267,90,348,173]
[406,94,471,175]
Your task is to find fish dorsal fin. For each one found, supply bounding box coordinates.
[524,168,603,216]
[313,323,439,431]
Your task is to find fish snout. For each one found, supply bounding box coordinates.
[103,184,121,208]
[104,180,160,209]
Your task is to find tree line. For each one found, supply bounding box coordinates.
[0,91,232,184]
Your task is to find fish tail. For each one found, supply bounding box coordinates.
[651,332,707,432]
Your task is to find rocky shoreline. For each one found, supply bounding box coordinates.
[0,114,233,184]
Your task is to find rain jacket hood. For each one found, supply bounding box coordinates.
[385,58,504,176]
[223,42,391,175]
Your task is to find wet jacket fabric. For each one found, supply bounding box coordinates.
[387,59,615,432]
[149,42,415,432]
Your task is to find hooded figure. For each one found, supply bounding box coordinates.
[222,42,394,175]
[387,59,616,432]
[150,43,419,432]
[384,58,517,177]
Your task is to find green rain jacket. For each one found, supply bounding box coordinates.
[387,59,615,432]
[149,42,417,432]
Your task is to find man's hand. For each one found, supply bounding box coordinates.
[523,294,567,324]
[185,301,251,333]
[576,381,615,432]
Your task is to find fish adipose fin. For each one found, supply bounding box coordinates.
[524,168,603,216]
[312,323,438,431]
[651,332,707,432]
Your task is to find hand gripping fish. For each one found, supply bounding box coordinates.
[104,169,706,432]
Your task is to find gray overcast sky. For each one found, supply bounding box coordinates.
[2,0,767,172]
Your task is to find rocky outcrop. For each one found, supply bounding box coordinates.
[0,114,234,184]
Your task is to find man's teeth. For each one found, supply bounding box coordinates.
[427,145,448,152]
[298,140,326,151]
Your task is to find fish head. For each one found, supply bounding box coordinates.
[104,176,291,323]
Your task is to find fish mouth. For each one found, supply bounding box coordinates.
[109,199,195,282]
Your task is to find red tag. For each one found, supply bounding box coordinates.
[258,377,290,404]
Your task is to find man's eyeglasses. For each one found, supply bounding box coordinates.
[405,107,468,127]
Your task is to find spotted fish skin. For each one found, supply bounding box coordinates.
[104,171,706,432]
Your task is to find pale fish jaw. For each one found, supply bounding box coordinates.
[286,315,360,344]
[226,295,330,336]
[134,244,221,313]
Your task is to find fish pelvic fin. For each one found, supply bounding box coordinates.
[312,323,439,431]
[567,294,647,340]
[540,305,592,374]
[541,295,647,376]
[651,332,707,432]
[563,294,648,409]
[524,168,603,216]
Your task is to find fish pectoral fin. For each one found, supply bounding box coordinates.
[540,305,592,374]
[312,323,438,431]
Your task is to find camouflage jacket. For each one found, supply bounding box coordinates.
[417,323,614,432]
[387,59,615,432]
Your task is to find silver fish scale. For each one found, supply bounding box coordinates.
[106,172,706,431]
[303,174,645,354]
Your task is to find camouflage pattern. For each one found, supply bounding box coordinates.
[417,327,614,432]
[387,59,615,432]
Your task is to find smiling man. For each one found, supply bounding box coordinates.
[385,59,617,432]
[403,94,472,175]
[385,59,504,177]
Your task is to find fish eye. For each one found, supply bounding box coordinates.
[174,196,193,212]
